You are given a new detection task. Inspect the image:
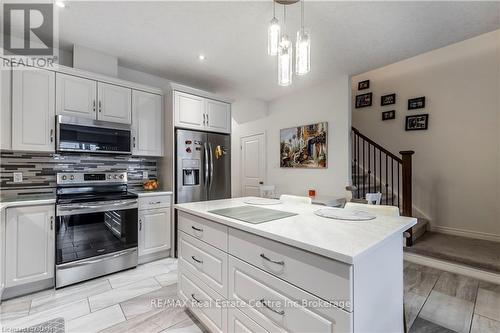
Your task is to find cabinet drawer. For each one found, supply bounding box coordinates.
[138,195,171,210]
[228,228,352,311]
[179,231,228,297]
[178,212,228,251]
[228,256,352,333]
[228,308,270,333]
[178,265,227,333]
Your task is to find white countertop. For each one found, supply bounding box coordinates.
[0,195,56,211]
[175,197,416,264]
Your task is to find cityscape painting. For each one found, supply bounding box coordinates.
[280,122,328,168]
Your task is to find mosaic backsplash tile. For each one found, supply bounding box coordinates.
[0,151,158,197]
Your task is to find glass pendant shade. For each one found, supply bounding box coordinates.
[278,34,293,86]
[268,17,281,56]
[295,29,310,75]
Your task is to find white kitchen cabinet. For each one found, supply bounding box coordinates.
[138,208,171,258]
[205,99,231,133]
[56,73,97,119]
[174,91,231,133]
[12,66,55,152]
[1,60,11,150]
[98,82,132,124]
[5,204,55,288]
[132,90,163,156]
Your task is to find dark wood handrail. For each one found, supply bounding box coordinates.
[352,127,403,163]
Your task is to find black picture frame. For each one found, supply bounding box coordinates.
[355,92,372,108]
[408,96,426,110]
[381,93,396,106]
[405,114,429,131]
[382,110,396,121]
[358,80,370,90]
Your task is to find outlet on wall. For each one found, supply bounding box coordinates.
[13,172,23,183]
[142,171,148,179]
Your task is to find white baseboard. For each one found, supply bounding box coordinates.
[404,252,500,284]
[430,225,500,243]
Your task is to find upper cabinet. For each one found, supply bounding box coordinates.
[1,61,11,150]
[98,82,132,124]
[56,73,132,124]
[174,91,231,134]
[132,90,163,156]
[12,66,55,152]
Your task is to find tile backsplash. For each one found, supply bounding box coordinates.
[0,151,158,197]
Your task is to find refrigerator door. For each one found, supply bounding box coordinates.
[207,133,231,200]
[176,129,208,203]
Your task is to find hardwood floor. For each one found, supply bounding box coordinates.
[1,258,498,333]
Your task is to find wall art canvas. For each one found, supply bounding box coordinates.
[355,92,372,108]
[280,122,328,168]
[382,110,396,121]
[381,93,396,106]
[358,80,370,90]
[405,114,429,131]
[408,96,426,110]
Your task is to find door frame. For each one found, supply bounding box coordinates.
[240,132,267,197]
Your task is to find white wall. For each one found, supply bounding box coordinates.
[232,76,351,199]
[352,30,500,240]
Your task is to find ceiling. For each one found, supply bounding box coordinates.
[51,1,500,101]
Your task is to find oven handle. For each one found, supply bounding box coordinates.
[57,248,137,269]
[57,199,138,216]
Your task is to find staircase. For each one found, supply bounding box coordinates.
[351,127,428,245]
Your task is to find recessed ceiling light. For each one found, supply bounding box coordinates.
[198,54,206,61]
[55,1,66,8]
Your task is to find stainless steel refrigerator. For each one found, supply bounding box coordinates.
[175,129,231,204]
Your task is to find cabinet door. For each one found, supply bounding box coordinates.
[56,73,97,119]
[132,90,163,156]
[97,82,132,124]
[174,91,205,130]
[228,308,269,333]
[1,62,11,150]
[138,208,171,257]
[5,205,55,288]
[206,99,231,133]
[12,66,55,152]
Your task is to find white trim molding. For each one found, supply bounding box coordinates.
[404,252,500,285]
[430,225,500,243]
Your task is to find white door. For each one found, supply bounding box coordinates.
[5,205,55,288]
[1,62,11,150]
[240,133,266,197]
[206,99,231,133]
[138,208,171,257]
[56,73,97,119]
[97,82,132,124]
[174,91,205,129]
[12,66,55,152]
[132,90,163,156]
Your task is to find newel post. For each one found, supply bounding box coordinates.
[400,150,414,246]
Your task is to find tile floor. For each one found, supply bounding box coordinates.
[0,258,498,333]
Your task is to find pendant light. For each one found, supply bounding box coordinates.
[267,1,281,56]
[295,0,310,75]
[278,5,293,86]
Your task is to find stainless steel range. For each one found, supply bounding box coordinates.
[55,172,138,288]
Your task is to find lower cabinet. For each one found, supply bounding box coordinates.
[138,208,171,258]
[228,308,269,333]
[5,204,55,288]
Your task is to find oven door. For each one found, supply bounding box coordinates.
[56,199,138,266]
[56,115,131,154]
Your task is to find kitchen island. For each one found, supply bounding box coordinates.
[175,197,416,333]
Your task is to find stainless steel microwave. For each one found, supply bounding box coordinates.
[56,115,131,154]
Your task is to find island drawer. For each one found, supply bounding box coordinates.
[228,228,352,311]
[178,212,228,251]
[178,265,227,333]
[179,231,228,297]
[138,194,171,210]
[228,308,271,333]
[228,256,352,333]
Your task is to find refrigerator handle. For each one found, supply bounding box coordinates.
[203,142,209,187]
[208,142,214,190]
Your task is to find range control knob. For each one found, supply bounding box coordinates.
[70,175,75,180]
[119,174,124,179]
[108,175,112,179]
[62,175,67,180]
[113,175,118,179]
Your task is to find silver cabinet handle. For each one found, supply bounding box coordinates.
[206,113,209,126]
[208,142,214,190]
[149,201,161,205]
[50,216,54,230]
[259,299,285,316]
[260,253,285,266]
[93,100,96,113]
[191,225,203,232]
[191,255,203,264]
[139,218,142,231]
[133,136,136,148]
[50,129,54,142]
[98,101,102,113]
[191,293,201,303]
